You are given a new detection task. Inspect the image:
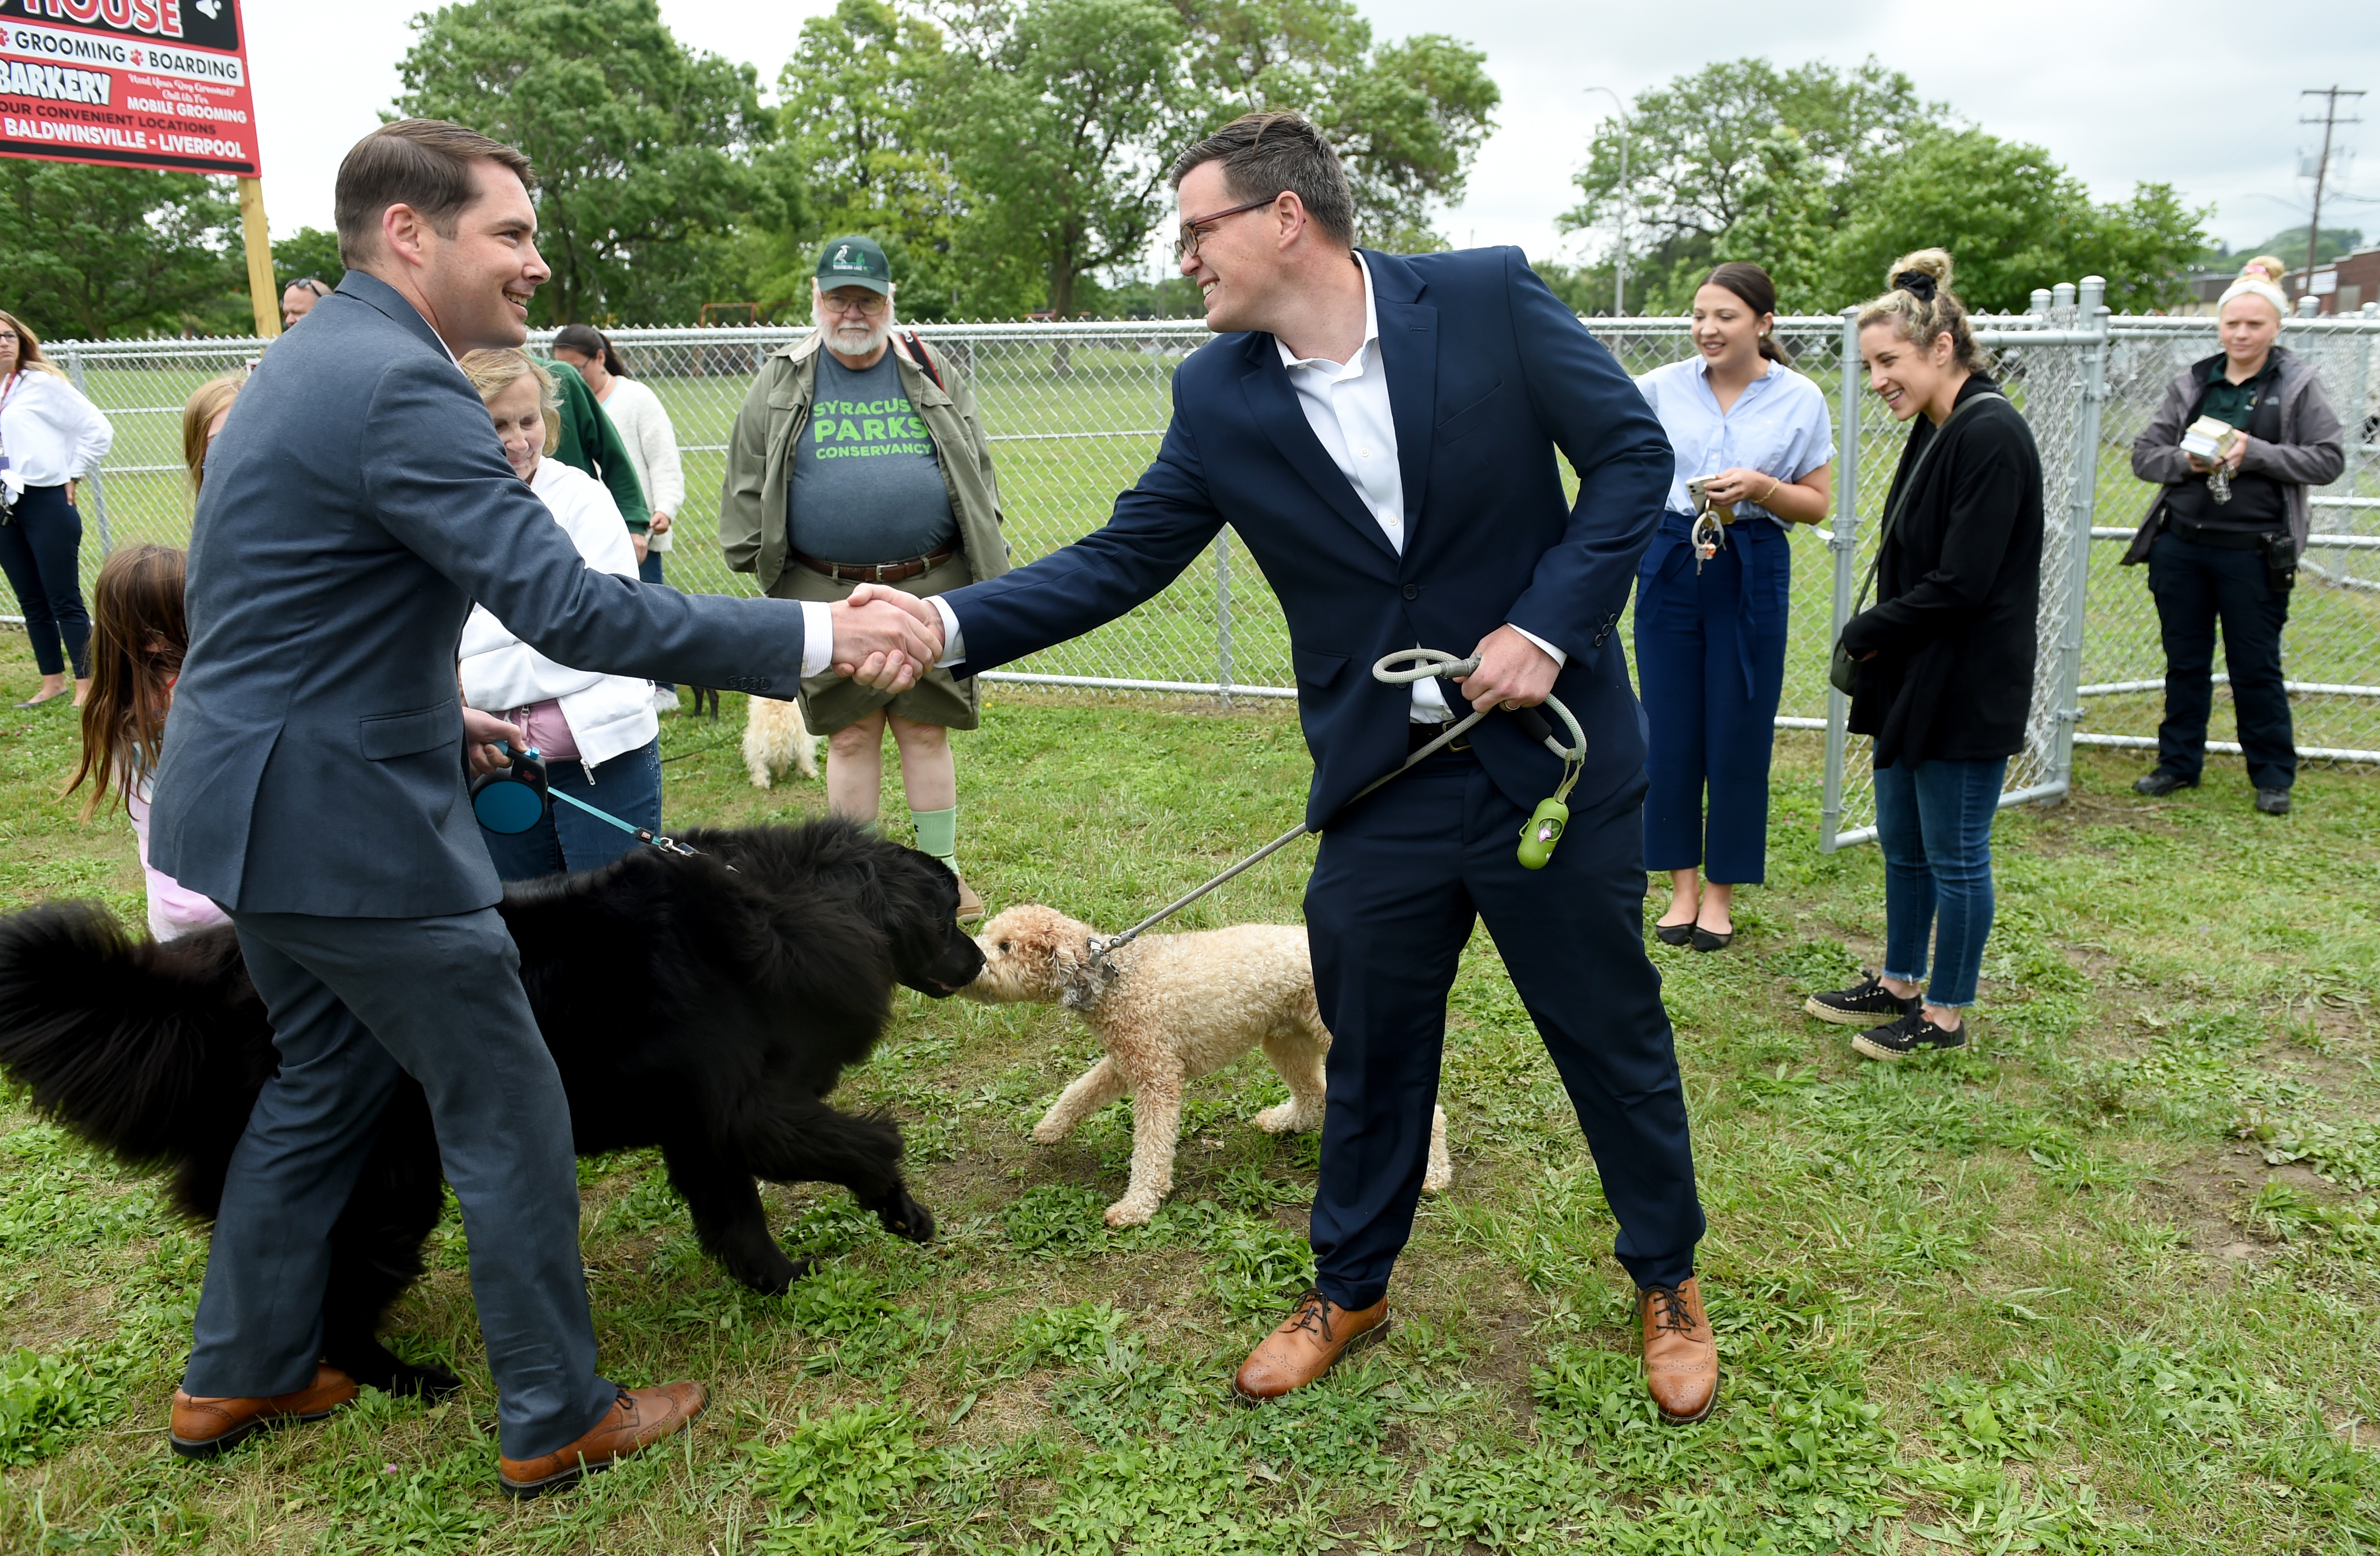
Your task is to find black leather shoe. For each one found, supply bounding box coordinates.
[2132,770,2197,797]
[2255,788,2291,816]
[1690,925,1733,952]
[1653,921,1694,947]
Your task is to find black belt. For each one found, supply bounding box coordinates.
[2166,517,2278,551]
[1408,720,1475,755]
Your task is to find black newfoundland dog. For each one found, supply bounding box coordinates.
[0,819,982,1400]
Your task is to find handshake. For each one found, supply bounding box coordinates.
[825,584,951,691]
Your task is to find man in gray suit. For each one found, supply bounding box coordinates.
[149,120,934,1496]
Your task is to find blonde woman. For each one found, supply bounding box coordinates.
[454,348,663,879]
[1805,251,2043,1062]
[0,308,114,708]
[2122,256,2344,816]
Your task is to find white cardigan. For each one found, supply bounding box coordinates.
[0,368,112,493]
[600,376,684,552]
[458,458,661,770]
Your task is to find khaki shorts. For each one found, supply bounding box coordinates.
[771,549,980,735]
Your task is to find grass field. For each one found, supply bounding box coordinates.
[2,627,2377,1553]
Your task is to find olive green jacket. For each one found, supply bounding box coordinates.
[719,331,1009,594]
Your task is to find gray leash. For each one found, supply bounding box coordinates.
[1086,649,1586,963]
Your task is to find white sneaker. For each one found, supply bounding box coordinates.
[651,687,679,715]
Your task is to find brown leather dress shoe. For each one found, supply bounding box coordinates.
[170,1365,358,1459]
[498,1382,708,1499]
[1639,1277,1718,1424]
[1232,1290,1389,1402]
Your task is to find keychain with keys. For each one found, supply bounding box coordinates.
[1685,475,1732,574]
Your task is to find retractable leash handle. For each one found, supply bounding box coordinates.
[470,741,717,863]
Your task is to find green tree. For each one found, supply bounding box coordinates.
[1830,129,2207,314]
[950,0,1207,319]
[0,161,239,340]
[1562,57,1937,313]
[765,0,1026,320]
[271,226,345,293]
[397,0,775,324]
[2237,224,2364,270]
[1174,0,1498,245]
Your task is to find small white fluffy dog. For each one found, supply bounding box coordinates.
[966,904,1452,1227]
[743,696,818,787]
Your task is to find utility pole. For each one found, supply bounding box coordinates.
[1583,87,1629,316]
[2300,87,2364,307]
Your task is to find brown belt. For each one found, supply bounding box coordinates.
[792,541,959,585]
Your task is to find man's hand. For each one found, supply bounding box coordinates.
[1454,624,1559,714]
[461,707,525,777]
[830,589,944,692]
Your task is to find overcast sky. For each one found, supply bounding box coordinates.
[244,0,2375,272]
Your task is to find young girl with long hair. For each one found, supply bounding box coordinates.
[61,374,244,939]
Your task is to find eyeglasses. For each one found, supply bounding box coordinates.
[1177,195,1282,262]
[818,291,888,316]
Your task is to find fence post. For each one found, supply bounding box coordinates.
[1213,534,1234,705]
[60,350,113,559]
[2048,276,2109,802]
[1820,307,1862,852]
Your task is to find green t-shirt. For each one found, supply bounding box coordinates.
[788,349,959,564]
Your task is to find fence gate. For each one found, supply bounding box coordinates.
[24,297,2380,851]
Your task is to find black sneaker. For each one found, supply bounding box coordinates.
[1803,972,1918,1026]
[2132,769,2197,797]
[1851,1009,1967,1062]
[2255,788,2291,816]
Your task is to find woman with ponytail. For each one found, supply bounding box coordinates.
[1632,262,1835,950]
[1804,249,2042,1061]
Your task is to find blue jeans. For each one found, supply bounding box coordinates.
[481,738,663,881]
[0,484,90,677]
[639,550,676,697]
[1872,757,2007,1009]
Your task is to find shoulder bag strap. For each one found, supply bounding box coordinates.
[901,330,945,393]
[1844,390,2006,618]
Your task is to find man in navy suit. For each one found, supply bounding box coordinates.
[149,120,935,1493]
[858,113,1717,1420]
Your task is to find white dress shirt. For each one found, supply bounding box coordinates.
[932,253,1562,713]
[0,368,112,494]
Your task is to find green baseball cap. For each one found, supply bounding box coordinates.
[815,235,892,295]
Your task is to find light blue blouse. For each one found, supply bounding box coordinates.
[1634,357,1835,525]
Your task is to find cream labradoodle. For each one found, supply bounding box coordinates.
[742,695,818,787]
[965,904,1453,1227]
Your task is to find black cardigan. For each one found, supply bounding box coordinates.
[1840,374,2045,767]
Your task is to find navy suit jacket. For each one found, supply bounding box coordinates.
[943,247,1671,829]
[151,272,810,918]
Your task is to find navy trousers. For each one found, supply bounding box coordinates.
[1634,517,1790,883]
[1304,750,1704,1307]
[640,550,676,698]
[0,483,91,677]
[2147,532,2295,792]
[481,738,663,881]
[184,908,617,1459]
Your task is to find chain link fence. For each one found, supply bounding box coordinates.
[22,298,2378,849]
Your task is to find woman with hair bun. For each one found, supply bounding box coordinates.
[2120,255,2343,816]
[1803,249,2042,1061]
[1632,262,1835,951]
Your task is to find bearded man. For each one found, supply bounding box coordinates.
[720,235,1008,920]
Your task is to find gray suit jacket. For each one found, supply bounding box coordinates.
[151,272,807,917]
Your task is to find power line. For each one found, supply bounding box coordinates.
[2301,87,2364,292]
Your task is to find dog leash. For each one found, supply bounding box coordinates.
[1086,649,1585,963]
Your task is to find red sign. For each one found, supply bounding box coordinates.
[0,0,258,177]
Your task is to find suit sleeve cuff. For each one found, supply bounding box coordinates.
[931,596,966,668]
[1510,624,1568,668]
[799,601,835,678]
